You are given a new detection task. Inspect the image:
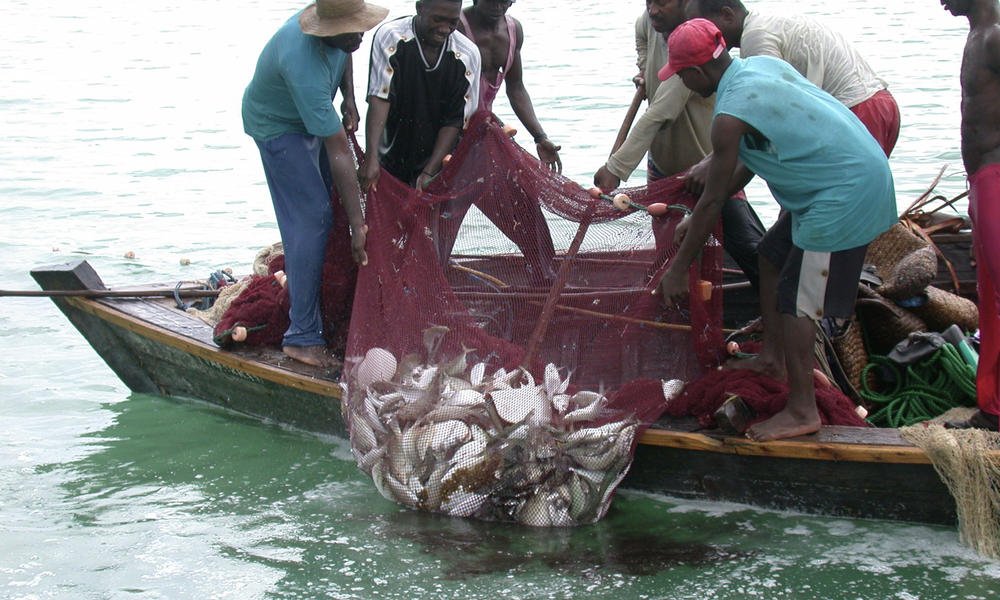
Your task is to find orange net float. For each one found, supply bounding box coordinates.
[502,124,517,138]
[588,187,641,212]
[646,203,669,217]
[696,279,713,302]
[588,189,678,219]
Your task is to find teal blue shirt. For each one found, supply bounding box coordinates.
[715,56,896,252]
[242,13,347,141]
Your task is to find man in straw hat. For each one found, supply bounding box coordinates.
[654,19,896,441]
[940,0,1000,431]
[360,0,481,191]
[242,0,388,367]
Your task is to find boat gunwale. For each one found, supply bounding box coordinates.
[60,293,981,468]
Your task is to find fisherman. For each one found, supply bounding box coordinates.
[593,0,764,292]
[941,0,1000,431]
[242,0,386,367]
[360,0,481,191]
[458,0,562,172]
[684,0,901,157]
[655,19,897,441]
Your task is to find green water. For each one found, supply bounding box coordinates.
[6,394,998,599]
[2,0,998,597]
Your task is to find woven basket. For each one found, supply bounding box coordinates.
[879,246,938,300]
[830,317,869,392]
[911,285,980,333]
[855,287,928,355]
[865,224,938,300]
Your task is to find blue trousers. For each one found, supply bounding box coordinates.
[255,133,334,347]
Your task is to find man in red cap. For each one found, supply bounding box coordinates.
[243,0,388,367]
[593,0,764,294]
[940,0,1000,431]
[656,18,896,441]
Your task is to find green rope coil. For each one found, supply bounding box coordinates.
[861,343,977,428]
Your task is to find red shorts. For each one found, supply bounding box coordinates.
[850,89,900,157]
[969,163,1000,419]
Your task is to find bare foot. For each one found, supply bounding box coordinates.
[746,406,821,441]
[283,345,339,368]
[723,354,786,380]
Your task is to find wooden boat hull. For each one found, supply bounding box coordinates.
[32,260,965,526]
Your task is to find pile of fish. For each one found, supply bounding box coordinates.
[341,328,684,527]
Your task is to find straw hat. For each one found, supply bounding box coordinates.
[299,0,389,37]
[829,317,869,393]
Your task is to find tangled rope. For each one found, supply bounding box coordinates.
[861,344,977,427]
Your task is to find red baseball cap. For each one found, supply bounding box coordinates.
[658,18,728,81]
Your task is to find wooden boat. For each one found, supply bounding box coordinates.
[30,235,988,526]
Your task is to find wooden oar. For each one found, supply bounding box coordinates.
[521,216,592,368]
[0,288,221,299]
[610,85,647,155]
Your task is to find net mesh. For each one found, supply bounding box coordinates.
[901,424,1000,559]
[341,111,723,526]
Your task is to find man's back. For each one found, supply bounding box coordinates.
[739,12,885,108]
[715,56,895,252]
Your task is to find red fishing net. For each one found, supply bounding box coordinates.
[212,200,358,354]
[341,111,724,526]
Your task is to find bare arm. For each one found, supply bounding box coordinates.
[656,115,750,302]
[597,77,694,189]
[504,21,562,172]
[325,129,368,266]
[987,25,1000,74]
[338,56,359,132]
[359,96,389,192]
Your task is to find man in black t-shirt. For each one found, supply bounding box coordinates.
[360,0,481,190]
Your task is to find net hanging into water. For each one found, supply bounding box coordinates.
[341,111,724,526]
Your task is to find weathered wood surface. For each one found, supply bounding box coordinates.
[31,260,979,525]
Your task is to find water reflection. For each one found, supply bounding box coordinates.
[388,510,746,580]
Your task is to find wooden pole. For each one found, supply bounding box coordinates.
[610,86,647,155]
[0,288,221,299]
[521,217,591,368]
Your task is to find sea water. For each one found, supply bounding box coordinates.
[1,0,997,598]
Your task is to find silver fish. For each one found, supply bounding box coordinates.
[562,395,607,423]
[662,378,685,404]
[440,491,488,517]
[469,362,486,387]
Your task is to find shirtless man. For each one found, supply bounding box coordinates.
[942,0,1000,430]
[656,19,896,441]
[458,0,562,171]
